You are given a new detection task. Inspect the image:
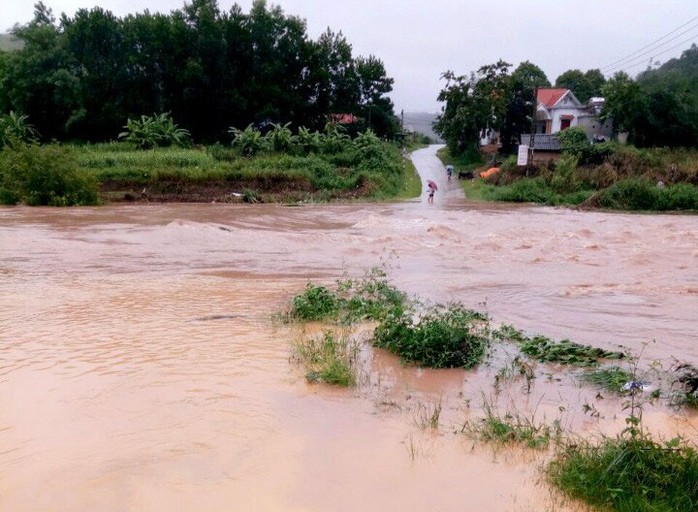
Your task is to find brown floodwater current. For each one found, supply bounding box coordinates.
[1,146,697,511]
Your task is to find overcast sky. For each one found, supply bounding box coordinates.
[3,1,697,112]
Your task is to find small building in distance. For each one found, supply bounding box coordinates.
[532,88,612,140]
[521,88,614,154]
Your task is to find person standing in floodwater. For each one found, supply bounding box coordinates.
[427,180,437,203]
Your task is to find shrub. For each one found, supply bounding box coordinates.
[287,268,408,324]
[229,124,267,156]
[263,122,296,153]
[657,183,698,211]
[118,113,190,149]
[579,141,616,166]
[599,178,661,210]
[518,335,625,366]
[372,303,490,369]
[289,283,340,321]
[0,143,99,206]
[485,176,553,203]
[296,127,322,154]
[0,111,39,148]
[321,123,351,154]
[550,155,581,194]
[557,127,589,156]
[548,434,698,511]
[353,129,382,159]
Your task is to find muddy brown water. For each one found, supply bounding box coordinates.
[1,145,697,511]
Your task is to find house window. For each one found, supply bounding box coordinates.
[560,118,572,130]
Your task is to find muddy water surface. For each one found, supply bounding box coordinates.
[1,146,697,511]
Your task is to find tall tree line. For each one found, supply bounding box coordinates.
[0,0,397,142]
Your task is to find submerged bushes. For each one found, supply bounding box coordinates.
[287,266,408,323]
[548,434,698,511]
[373,303,490,369]
[0,143,100,206]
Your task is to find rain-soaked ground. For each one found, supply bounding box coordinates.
[1,145,697,511]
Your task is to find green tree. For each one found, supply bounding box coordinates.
[434,71,483,155]
[240,0,310,126]
[304,29,359,129]
[435,60,512,156]
[1,2,79,140]
[120,11,178,120]
[555,68,606,103]
[500,61,550,152]
[601,71,648,145]
[356,55,397,138]
[61,6,128,140]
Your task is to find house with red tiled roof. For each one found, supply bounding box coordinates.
[328,113,358,125]
[535,88,584,134]
[521,88,613,153]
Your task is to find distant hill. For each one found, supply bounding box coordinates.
[0,33,24,52]
[401,111,443,143]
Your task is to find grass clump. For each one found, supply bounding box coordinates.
[463,401,560,449]
[494,325,625,366]
[286,266,408,324]
[288,283,340,321]
[582,365,634,393]
[414,398,443,430]
[292,330,359,386]
[372,303,489,369]
[548,433,698,511]
[519,336,625,366]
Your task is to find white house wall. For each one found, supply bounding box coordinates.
[551,107,583,133]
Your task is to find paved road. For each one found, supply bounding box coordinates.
[409,144,465,206]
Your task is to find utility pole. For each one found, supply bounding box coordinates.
[527,87,538,176]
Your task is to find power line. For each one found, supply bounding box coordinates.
[609,34,698,75]
[601,16,698,73]
[604,28,698,75]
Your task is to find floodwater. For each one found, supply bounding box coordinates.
[1,145,697,511]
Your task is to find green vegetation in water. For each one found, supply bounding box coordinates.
[372,303,490,369]
[0,143,100,206]
[287,266,408,324]
[292,330,359,386]
[289,283,341,321]
[414,398,443,430]
[463,400,561,450]
[494,325,625,366]
[670,363,698,409]
[581,365,634,393]
[548,432,698,512]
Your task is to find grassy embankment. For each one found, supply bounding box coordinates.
[0,135,421,206]
[439,143,698,211]
[283,269,698,511]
